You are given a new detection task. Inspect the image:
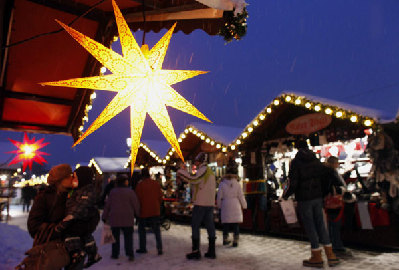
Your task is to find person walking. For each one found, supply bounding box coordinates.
[283,140,340,268]
[102,175,140,261]
[135,167,163,255]
[21,184,36,212]
[177,152,217,260]
[217,158,247,247]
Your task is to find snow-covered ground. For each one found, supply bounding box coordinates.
[1,205,398,270]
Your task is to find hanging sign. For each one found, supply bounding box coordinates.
[286,113,332,135]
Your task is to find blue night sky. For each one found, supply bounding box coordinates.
[1,0,398,170]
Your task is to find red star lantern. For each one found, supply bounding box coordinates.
[8,133,50,171]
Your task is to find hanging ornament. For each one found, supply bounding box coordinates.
[7,132,50,171]
[41,0,211,173]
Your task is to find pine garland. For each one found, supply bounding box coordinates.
[219,8,248,43]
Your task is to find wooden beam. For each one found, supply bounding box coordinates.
[124,2,208,19]
[3,90,74,106]
[0,120,69,135]
[26,0,108,21]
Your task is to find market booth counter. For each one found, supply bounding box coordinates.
[233,92,399,249]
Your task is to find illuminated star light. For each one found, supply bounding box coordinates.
[8,132,50,171]
[42,0,211,173]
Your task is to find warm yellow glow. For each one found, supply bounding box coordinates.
[364,119,373,127]
[315,105,321,112]
[335,111,343,118]
[231,145,236,150]
[350,115,358,122]
[305,102,311,108]
[253,120,259,126]
[274,100,280,106]
[236,139,241,144]
[216,144,221,149]
[285,96,292,102]
[248,127,253,132]
[325,108,333,115]
[242,132,248,138]
[295,98,302,105]
[259,114,265,120]
[41,0,210,173]
[266,107,272,113]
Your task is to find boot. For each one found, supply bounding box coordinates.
[324,245,340,267]
[204,237,216,259]
[303,248,323,268]
[186,238,201,260]
[223,235,231,246]
[232,235,239,247]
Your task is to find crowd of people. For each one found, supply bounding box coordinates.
[21,141,359,269]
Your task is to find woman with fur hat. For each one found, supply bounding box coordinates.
[217,158,247,247]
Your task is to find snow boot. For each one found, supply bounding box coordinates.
[303,248,324,268]
[324,245,340,267]
[223,234,231,245]
[204,237,216,259]
[232,235,239,247]
[186,238,201,260]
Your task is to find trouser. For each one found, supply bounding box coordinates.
[191,205,215,241]
[22,199,31,212]
[111,227,134,257]
[297,198,331,249]
[138,216,162,251]
[222,223,240,237]
[327,211,345,250]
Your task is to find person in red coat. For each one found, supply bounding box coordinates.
[135,167,164,255]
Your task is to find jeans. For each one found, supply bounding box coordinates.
[297,198,331,249]
[223,223,239,237]
[111,227,134,257]
[191,205,215,240]
[138,216,162,251]
[327,211,345,250]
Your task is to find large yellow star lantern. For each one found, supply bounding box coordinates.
[42,0,211,172]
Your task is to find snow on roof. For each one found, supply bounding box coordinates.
[91,157,129,173]
[188,122,244,145]
[141,140,171,158]
[283,91,394,122]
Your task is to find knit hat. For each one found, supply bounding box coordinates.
[194,152,207,163]
[226,158,238,175]
[47,164,72,185]
[75,166,94,188]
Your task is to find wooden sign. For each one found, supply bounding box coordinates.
[286,113,332,135]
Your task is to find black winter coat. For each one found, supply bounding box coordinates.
[28,185,99,240]
[283,149,336,201]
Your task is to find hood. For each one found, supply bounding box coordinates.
[295,149,317,163]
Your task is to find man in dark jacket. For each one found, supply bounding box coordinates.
[283,140,340,268]
[135,167,163,255]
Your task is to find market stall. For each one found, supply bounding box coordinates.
[233,92,399,248]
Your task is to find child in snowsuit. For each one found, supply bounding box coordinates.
[55,166,101,268]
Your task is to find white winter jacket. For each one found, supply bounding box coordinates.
[178,165,216,206]
[217,175,247,223]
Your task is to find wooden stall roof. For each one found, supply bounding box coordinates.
[0,0,224,141]
[232,92,393,150]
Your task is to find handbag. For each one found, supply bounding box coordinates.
[100,224,115,245]
[324,186,343,210]
[15,224,70,270]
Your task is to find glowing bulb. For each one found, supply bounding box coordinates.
[336,111,343,118]
[242,132,248,138]
[350,115,358,122]
[315,105,321,112]
[266,108,272,113]
[273,100,280,106]
[305,102,311,108]
[90,92,97,99]
[285,96,292,102]
[222,147,227,152]
[210,141,215,145]
[364,119,373,127]
[100,66,107,73]
[253,120,259,126]
[259,114,265,120]
[205,138,210,143]
[325,108,333,115]
[181,134,186,139]
[178,138,182,142]
[184,129,189,133]
[236,139,241,144]
[295,98,301,105]
[216,144,221,149]
[248,127,253,133]
[231,145,236,150]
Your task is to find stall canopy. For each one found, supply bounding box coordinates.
[166,122,243,162]
[125,139,171,167]
[231,92,395,150]
[89,157,129,174]
[0,0,226,141]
